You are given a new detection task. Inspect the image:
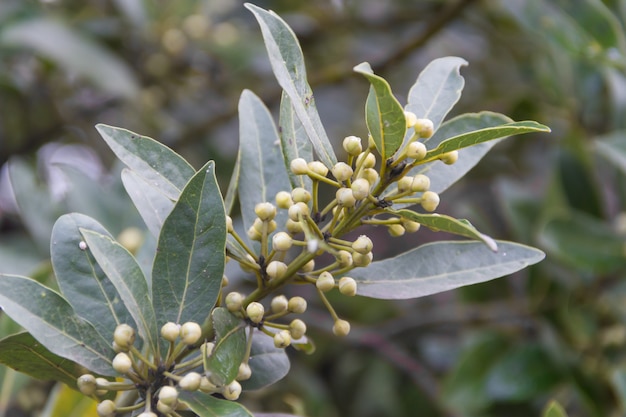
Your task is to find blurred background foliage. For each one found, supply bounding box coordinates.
[0,0,625,416]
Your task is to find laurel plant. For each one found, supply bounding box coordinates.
[0,3,550,417]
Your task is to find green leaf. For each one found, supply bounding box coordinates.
[79,229,159,356]
[178,392,254,417]
[406,56,468,131]
[224,154,241,216]
[351,241,545,299]
[0,274,115,376]
[279,91,313,191]
[353,62,406,159]
[594,131,626,174]
[0,18,138,99]
[245,3,338,168]
[152,161,227,329]
[542,401,569,417]
[206,308,246,387]
[51,214,134,344]
[0,332,85,389]
[241,330,290,390]
[237,90,292,237]
[424,120,551,161]
[95,124,195,201]
[391,209,498,250]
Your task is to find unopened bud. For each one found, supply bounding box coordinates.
[272,232,293,251]
[336,188,356,207]
[336,250,353,267]
[357,152,376,169]
[274,329,292,348]
[307,160,329,177]
[415,118,434,138]
[159,385,179,405]
[180,322,202,345]
[179,372,202,391]
[288,296,307,314]
[289,319,307,339]
[420,191,440,212]
[301,259,315,272]
[407,141,427,160]
[351,178,370,200]
[397,176,413,193]
[316,271,335,292]
[113,324,135,350]
[404,110,418,128]
[247,225,262,241]
[271,295,289,313]
[440,150,459,165]
[255,202,276,221]
[237,362,252,381]
[288,202,309,221]
[402,219,421,233]
[161,322,180,342]
[223,380,242,401]
[331,162,354,182]
[97,399,116,417]
[352,251,373,267]
[338,277,357,296]
[291,187,311,203]
[226,216,233,233]
[358,168,379,185]
[266,261,288,280]
[343,135,363,156]
[77,374,97,396]
[290,158,309,175]
[286,219,304,234]
[411,174,430,192]
[352,235,373,254]
[388,224,406,237]
[333,319,351,336]
[225,292,244,312]
[246,302,265,323]
[276,191,293,208]
[112,352,132,374]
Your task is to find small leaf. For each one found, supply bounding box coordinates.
[279,91,313,191]
[178,392,254,417]
[353,62,406,159]
[0,274,115,376]
[245,3,337,168]
[207,308,246,386]
[542,401,569,417]
[391,209,497,251]
[406,57,468,132]
[95,124,195,201]
[79,229,159,356]
[152,161,227,329]
[351,241,545,299]
[0,332,86,389]
[241,330,290,390]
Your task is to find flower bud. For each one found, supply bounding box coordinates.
[117,227,143,254]
[112,352,132,374]
[275,191,293,209]
[338,277,357,296]
[271,295,289,313]
[352,235,373,255]
[415,118,434,138]
[336,250,353,267]
[286,219,304,234]
[356,152,376,169]
[272,232,293,251]
[351,178,370,200]
[225,292,244,312]
[179,372,202,391]
[199,376,218,393]
[402,219,421,233]
[95,378,109,396]
[336,188,356,207]
[266,261,288,280]
[226,216,233,233]
[404,110,418,128]
[332,319,351,336]
[407,141,427,160]
[440,150,459,165]
[223,380,242,401]
[222,275,229,287]
[411,174,430,192]
[291,187,311,203]
[97,400,116,417]
[307,161,329,177]
[113,324,135,350]
[288,296,307,314]
[246,302,265,323]
[180,322,202,345]
[343,135,363,156]
[388,224,406,237]
[420,191,440,212]
[161,322,180,342]
[137,412,158,417]
[288,202,309,221]
[77,374,97,396]
[316,271,335,292]
[273,329,292,348]
[201,341,215,357]
[290,158,309,175]
[157,400,173,414]
[331,162,354,182]
[397,176,413,193]
[289,319,307,339]
[301,259,315,273]
[159,385,179,405]
[359,168,379,185]
[247,225,262,241]
[255,202,276,221]
[237,362,252,381]
[352,251,373,267]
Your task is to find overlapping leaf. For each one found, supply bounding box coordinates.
[178,392,254,417]
[241,330,290,390]
[206,308,246,387]
[279,91,313,191]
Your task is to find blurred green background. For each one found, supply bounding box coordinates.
[1,1,626,416]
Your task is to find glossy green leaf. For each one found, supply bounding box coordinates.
[245,3,337,168]
[0,274,115,376]
[152,161,226,329]
[241,330,290,390]
[207,308,246,387]
[353,62,406,159]
[279,91,313,191]
[51,214,134,344]
[237,90,292,237]
[351,241,545,299]
[178,392,254,417]
[96,124,195,201]
[0,18,138,99]
[543,401,569,417]
[423,121,551,161]
[0,332,85,389]
[594,131,626,174]
[391,209,497,251]
[406,56,467,131]
[79,229,158,356]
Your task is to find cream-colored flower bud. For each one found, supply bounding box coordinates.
[357,152,376,169]
[421,191,440,212]
[270,295,289,313]
[307,160,329,177]
[247,225,262,241]
[137,412,158,417]
[316,271,335,292]
[181,322,202,345]
[223,380,242,401]
[337,250,353,267]
[336,188,356,207]
[288,296,307,314]
[351,178,370,200]
[286,219,303,234]
[333,319,351,336]
[266,220,277,233]
[402,219,421,233]
[225,216,233,233]
[266,261,288,280]
[352,251,373,267]
[272,232,293,251]
[404,110,418,128]
[159,386,179,405]
[222,275,229,287]
[397,176,413,193]
[289,319,307,339]
[112,352,132,374]
[240,254,257,273]
[352,235,373,254]
[199,376,218,393]
[275,191,293,209]
[331,162,354,182]
[440,150,459,165]
[288,202,309,221]
[246,302,265,323]
[273,329,292,348]
[343,135,363,156]
[255,202,276,221]
[113,324,135,350]
[338,277,357,296]
[388,224,406,237]
[237,362,252,381]
[291,187,311,203]
[301,259,315,272]
[201,341,215,357]
[77,374,97,396]
[411,174,430,192]
[97,400,116,417]
[290,158,309,175]
[156,400,173,414]
[117,227,143,254]
[407,141,427,160]
[415,118,434,138]
[95,377,109,396]
[225,292,244,312]
[161,322,180,342]
[358,168,379,185]
[179,372,202,391]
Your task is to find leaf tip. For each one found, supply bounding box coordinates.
[353,62,373,74]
